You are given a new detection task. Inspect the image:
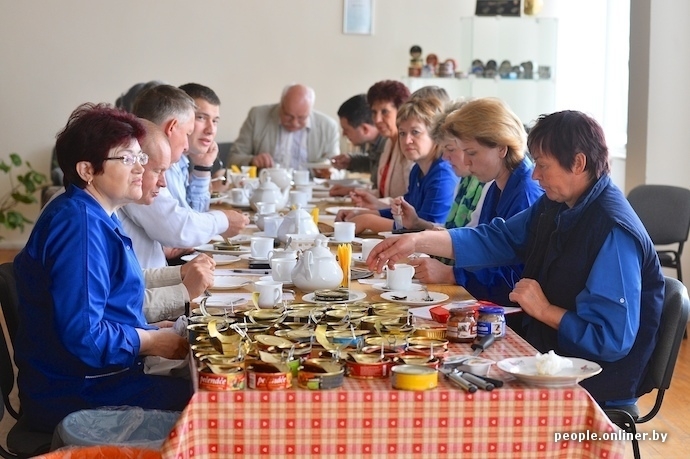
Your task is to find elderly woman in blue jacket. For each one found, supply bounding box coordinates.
[14,103,191,433]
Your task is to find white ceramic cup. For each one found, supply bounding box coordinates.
[289,191,308,208]
[333,221,356,242]
[361,239,381,262]
[268,248,297,260]
[229,172,249,187]
[231,188,249,204]
[295,185,313,201]
[262,215,284,238]
[270,257,297,283]
[255,201,276,215]
[254,280,283,308]
[250,236,274,259]
[293,170,310,185]
[386,264,415,291]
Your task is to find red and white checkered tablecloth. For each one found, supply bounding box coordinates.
[161,330,625,458]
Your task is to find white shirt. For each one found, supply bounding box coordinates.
[274,125,309,170]
[119,186,228,269]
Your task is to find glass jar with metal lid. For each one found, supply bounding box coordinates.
[476,306,506,339]
[446,307,477,343]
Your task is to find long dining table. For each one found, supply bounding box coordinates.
[159,196,626,459]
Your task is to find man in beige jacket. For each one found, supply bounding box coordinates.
[228,84,340,173]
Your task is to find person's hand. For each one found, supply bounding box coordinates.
[211,169,232,193]
[409,257,455,284]
[330,154,351,170]
[138,328,189,360]
[251,153,274,169]
[350,188,385,210]
[188,141,219,170]
[392,196,425,229]
[180,253,216,299]
[509,278,550,318]
[150,320,175,328]
[220,210,250,237]
[366,233,419,273]
[329,184,356,197]
[164,247,194,260]
[311,168,332,179]
[336,208,376,222]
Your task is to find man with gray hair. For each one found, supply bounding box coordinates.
[121,85,248,269]
[228,83,340,172]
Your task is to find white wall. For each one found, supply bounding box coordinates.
[0,0,618,246]
[627,0,690,280]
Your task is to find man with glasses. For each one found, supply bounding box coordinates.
[121,85,248,269]
[228,83,340,174]
[118,120,216,322]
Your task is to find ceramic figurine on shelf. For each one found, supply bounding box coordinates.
[426,54,439,75]
[499,60,513,79]
[439,59,456,77]
[483,59,498,78]
[470,59,484,76]
[409,45,423,77]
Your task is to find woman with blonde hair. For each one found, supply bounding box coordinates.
[406,97,544,306]
[337,96,458,234]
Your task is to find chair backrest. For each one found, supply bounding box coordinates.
[637,277,690,397]
[0,262,20,343]
[627,185,690,245]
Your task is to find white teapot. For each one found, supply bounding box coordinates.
[276,205,319,243]
[249,170,289,211]
[291,235,343,291]
[263,166,293,190]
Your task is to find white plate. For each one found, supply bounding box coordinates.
[194,243,251,256]
[496,357,602,388]
[372,282,423,292]
[210,234,251,244]
[209,193,229,204]
[260,275,294,287]
[239,253,269,261]
[380,291,449,306]
[327,236,363,245]
[302,290,367,304]
[220,198,252,209]
[325,206,365,215]
[325,197,353,204]
[181,253,241,265]
[305,161,332,169]
[210,277,252,290]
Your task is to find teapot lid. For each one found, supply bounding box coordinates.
[306,234,331,257]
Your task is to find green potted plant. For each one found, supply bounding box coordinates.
[0,153,48,240]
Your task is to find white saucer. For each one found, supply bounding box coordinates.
[209,277,252,290]
[239,253,269,261]
[302,290,367,304]
[259,275,294,287]
[221,198,252,209]
[325,206,365,215]
[194,243,250,256]
[379,291,449,306]
[372,282,423,292]
[181,253,241,265]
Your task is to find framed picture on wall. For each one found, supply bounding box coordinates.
[343,0,374,35]
[475,0,522,17]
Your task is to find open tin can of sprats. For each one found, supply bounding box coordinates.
[198,359,245,391]
[297,359,345,390]
[345,354,393,379]
[391,364,438,391]
[246,361,292,390]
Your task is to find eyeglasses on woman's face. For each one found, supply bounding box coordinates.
[104,151,149,166]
